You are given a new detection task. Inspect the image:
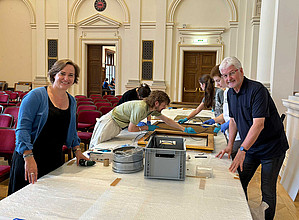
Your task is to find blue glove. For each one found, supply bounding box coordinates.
[213,125,221,134]
[147,121,151,126]
[147,124,159,131]
[178,117,188,124]
[203,119,215,125]
[184,127,197,134]
[137,122,146,127]
[220,121,230,133]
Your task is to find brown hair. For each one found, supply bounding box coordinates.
[48,59,80,84]
[210,65,221,78]
[137,83,151,99]
[144,90,170,108]
[199,74,214,108]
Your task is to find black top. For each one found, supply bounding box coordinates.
[227,77,289,159]
[32,90,71,177]
[117,88,139,105]
[8,88,71,194]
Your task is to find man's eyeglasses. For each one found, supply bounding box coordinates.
[221,69,239,79]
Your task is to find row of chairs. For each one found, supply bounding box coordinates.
[75,94,122,151]
[0,128,16,182]
[0,106,20,128]
[0,91,28,107]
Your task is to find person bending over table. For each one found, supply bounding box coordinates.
[216,56,289,220]
[203,65,242,159]
[117,83,152,126]
[89,90,196,148]
[117,83,151,105]
[8,59,89,195]
[178,74,224,124]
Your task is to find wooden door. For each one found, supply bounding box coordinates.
[182,51,216,103]
[87,45,103,97]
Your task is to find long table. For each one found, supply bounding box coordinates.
[0,109,252,219]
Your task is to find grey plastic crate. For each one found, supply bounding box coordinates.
[144,135,186,180]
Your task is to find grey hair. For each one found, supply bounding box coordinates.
[219,57,242,74]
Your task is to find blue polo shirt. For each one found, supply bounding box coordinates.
[227,77,288,159]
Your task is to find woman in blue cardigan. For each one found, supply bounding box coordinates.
[8,59,89,194]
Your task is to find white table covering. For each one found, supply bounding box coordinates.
[0,109,252,220]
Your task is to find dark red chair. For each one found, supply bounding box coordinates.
[103,95,114,99]
[4,106,19,126]
[77,132,93,151]
[77,110,102,132]
[0,165,10,182]
[8,92,19,106]
[106,97,118,102]
[62,145,72,162]
[0,94,9,107]
[94,98,108,103]
[0,114,14,128]
[109,99,119,106]
[0,128,16,165]
[19,92,28,101]
[115,95,122,100]
[98,106,114,115]
[75,95,87,99]
[77,98,93,102]
[76,104,97,115]
[95,102,111,110]
[77,101,94,106]
[90,94,102,99]
[112,102,118,107]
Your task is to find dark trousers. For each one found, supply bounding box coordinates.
[238,153,285,220]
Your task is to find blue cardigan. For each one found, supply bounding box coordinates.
[15,87,80,154]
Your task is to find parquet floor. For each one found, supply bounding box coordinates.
[0,158,298,219]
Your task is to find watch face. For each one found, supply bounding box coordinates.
[94,0,107,12]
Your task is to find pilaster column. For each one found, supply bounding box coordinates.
[124,0,141,90]
[33,0,47,88]
[256,0,276,85]
[59,0,68,59]
[152,0,167,91]
[228,21,238,57]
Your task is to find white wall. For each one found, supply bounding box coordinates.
[0,0,32,88]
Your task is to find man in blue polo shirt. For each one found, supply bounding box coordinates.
[216,57,289,220]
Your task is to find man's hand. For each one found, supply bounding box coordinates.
[147,125,159,131]
[216,146,232,159]
[178,117,188,124]
[229,150,246,173]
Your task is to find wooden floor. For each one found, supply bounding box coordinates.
[0,157,298,219]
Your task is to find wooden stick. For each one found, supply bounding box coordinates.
[110,178,121,186]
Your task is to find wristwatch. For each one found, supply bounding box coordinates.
[240,146,247,153]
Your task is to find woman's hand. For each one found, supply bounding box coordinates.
[24,156,38,184]
[74,149,89,165]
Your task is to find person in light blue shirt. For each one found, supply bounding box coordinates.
[8,59,89,195]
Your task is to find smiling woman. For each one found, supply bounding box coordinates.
[8,59,89,195]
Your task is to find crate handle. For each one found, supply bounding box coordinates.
[155,153,175,158]
[159,140,176,145]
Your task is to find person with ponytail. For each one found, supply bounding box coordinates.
[178,74,224,124]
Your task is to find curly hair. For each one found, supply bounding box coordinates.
[144,90,170,108]
[48,59,80,84]
[199,74,214,108]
